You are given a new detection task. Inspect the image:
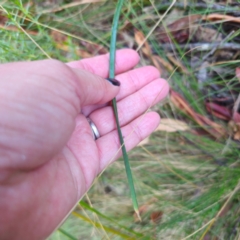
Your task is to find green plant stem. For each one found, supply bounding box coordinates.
[109,0,139,217]
[58,228,78,240]
[79,201,143,237]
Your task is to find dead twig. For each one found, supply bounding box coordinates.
[0,23,38,35]
[159,42,240,52]
[146,2,240,16]
[39,0,105,14]
[201,31,235,62]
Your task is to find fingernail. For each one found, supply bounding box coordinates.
[106,78,121,86]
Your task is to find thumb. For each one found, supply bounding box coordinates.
[70,68,120,107]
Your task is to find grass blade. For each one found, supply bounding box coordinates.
[109,0,139,218]
[58,228,78,240]
[72,211,136,239]
[79,201,143,237]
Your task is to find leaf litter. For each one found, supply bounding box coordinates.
[1,1,240,239]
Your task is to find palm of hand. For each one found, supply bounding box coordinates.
[0,49,169,239]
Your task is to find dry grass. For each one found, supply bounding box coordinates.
[1,0,240,239]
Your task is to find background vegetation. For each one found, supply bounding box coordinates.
[1,0,240,239]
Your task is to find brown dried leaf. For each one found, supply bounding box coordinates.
[51,30,68,44]
[0,11,38,35]
[167,53,189,74]
[233,112,240,123]
[196,113,227,139]
[151,55,174,73]
[228,120,240,141]
[234,131,240,141]
[170,89,227,139]
[77,49,92,58]
[0,12,7,25]
[236,67,240,81]
[203,14,240,24]
[80,41,108,55]
[133,198,158,222]
[193,26,223,42]
[232,93,240,124]
[0,13,37,36]
[205,101,232,121]
[55,43,92,58]
[134,29,152,57]
[170,90,199,120]
[150,211,163,224]
[155,118,190,132]
[0,24,38,35]
[50,30,92,58]
[157,14,202,43]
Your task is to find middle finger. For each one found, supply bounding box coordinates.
[82,65,160,116]
[88,78,169,136]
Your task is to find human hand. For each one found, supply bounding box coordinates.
[0,49,169,239]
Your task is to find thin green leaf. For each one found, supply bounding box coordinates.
[58,228,78,240]
[109,0,139,217]
[72,211,136,239]
[79,201,143,237]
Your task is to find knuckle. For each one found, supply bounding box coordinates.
[44,59,73,77]
[78,60,96,74]
[46,59,65,68]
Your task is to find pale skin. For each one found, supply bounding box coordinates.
[0,49,169,240]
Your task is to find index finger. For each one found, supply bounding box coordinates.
[66,49,140,77]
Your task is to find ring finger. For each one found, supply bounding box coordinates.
[88,78,169,136]
[82,65,161,116]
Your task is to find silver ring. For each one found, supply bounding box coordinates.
[86,117,100,140]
